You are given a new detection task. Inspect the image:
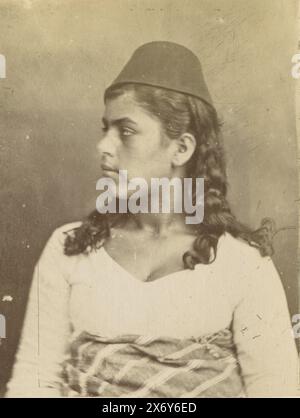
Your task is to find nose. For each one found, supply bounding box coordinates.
[97,130,117,157]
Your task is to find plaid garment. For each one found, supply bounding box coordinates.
[60,328,245,398]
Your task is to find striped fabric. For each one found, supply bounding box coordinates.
[60,328,245,397]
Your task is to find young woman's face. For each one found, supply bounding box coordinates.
[97,91,176,189]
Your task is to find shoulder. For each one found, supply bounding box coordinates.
[46,221,83,248]
[216,231,281,299]
[37,221,84,269]
[217,231,266,267]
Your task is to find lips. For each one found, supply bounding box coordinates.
[101,164,118,173]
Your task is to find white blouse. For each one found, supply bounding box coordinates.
[6,222,299,397]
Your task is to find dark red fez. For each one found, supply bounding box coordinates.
[106,41,213,107]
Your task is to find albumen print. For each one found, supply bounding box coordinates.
[0,0,299,398]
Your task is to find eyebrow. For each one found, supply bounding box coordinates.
[102,117,138,127]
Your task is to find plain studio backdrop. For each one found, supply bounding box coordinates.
[0,0,298,395]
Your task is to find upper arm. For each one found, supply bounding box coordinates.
[6,227,74,397]
[232,252,299,397]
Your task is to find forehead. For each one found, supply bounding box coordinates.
[103,91,156,124]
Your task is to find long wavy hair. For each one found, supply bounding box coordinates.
[64,83,275,268]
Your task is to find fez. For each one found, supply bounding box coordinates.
[105,41,213,107]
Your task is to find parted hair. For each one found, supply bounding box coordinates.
[64,83,275,268]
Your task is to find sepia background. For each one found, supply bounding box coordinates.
[0,0,298,395]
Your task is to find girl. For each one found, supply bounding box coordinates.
[6,41,299,398]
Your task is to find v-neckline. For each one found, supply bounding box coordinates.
[95,233,227,286]
[99,245,196,286]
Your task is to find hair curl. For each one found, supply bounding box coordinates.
[64,83,276,268]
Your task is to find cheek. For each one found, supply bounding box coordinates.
[118,135,162,162]
[117,130,172,177]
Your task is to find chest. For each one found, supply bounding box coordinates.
[69,250,235,339]
[104,229,196,282]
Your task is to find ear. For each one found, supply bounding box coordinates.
[171,133,196,167]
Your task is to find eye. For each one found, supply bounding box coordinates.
[120,126,135,138]
[101,125,108,133]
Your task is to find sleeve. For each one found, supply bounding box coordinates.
[232,253,299,398]
[5,228,73,398]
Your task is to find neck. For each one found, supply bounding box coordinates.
[133,212,189,238]
[132,167,191,238]
[120,167,194,238]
